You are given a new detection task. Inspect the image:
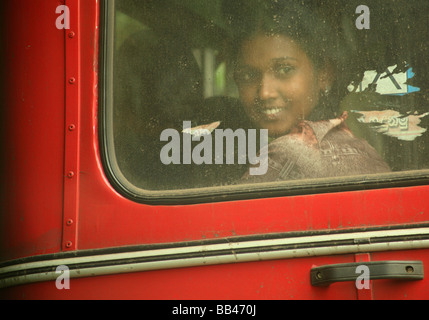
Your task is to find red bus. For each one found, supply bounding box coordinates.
[1,0,429,301]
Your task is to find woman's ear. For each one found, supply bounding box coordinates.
[318,61,335,93]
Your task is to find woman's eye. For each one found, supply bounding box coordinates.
[275,65,294,76]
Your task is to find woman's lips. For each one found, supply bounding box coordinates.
[262,107,284,115]
[258,106,289,120]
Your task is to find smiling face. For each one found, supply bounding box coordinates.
[235,34,330,137]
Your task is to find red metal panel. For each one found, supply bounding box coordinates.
[0,0,66,261]
[77,184,429,250]
[1,0,429,301]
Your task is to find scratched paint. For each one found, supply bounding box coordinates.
[351,109,429,141]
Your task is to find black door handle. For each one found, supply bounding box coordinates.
[310,261,424,287]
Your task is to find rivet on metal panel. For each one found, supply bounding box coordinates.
[68,77,76,84]
[68,124,76,131]
[67,171,75,178]
[68,31,75,38]
[65,241,73,248]
[66,219,74,226]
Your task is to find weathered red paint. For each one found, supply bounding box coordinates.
[1,0,428,300]
[1,0,66,259]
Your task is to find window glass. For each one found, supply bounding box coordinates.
[105,0,429,194]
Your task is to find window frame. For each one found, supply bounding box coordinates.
[98,0,429,205]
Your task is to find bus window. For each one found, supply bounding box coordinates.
[102,0,429,200]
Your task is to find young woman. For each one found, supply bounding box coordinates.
[230,1,391,182]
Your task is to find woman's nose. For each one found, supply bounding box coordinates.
[258,74,279,101]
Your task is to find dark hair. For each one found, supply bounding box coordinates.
[224,0,350,117]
